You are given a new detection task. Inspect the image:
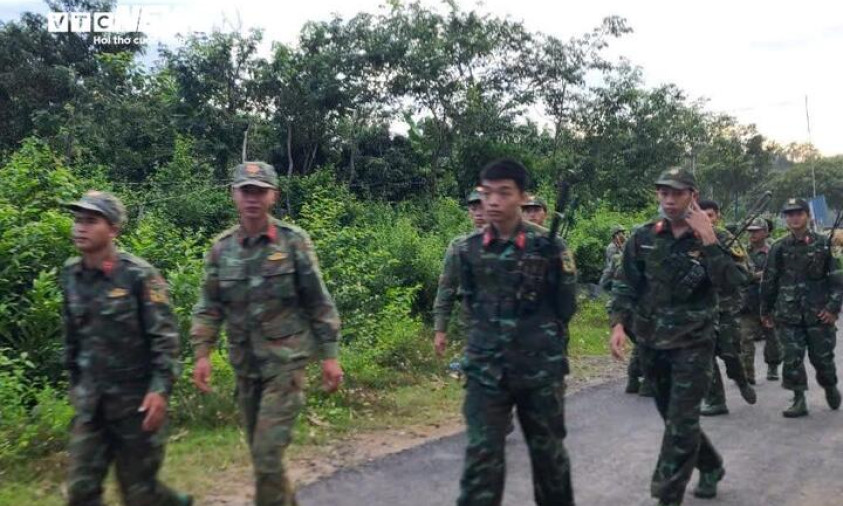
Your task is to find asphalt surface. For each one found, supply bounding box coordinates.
[299,339,843,506]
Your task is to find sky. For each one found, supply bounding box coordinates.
[3,0,843,155]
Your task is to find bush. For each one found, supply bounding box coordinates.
[0,349,73,465]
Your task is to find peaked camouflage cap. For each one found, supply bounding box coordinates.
[232,161,278,189]
[66,190,127,227]
[747,218,768,231]
[655,166,697,191]
[467,187,483,204]
[781,197,810,214]
[522,195,547,210]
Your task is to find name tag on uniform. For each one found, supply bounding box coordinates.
[108,288,129,298]
[267,252,287,261]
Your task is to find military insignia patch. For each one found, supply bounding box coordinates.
[108,288,128,298]
[267,251,287,261]
[147,276,169,304]
[246,163,261,175]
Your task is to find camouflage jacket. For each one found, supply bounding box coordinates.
[433,233,471,333]
[599,243,623,292]
[742,243,769,314]
[191,217,340,378]
[611,219,747,349]
[760,231,843,326]
[714,228,751,316]
[61,252,180,418]
[452,220,577,388]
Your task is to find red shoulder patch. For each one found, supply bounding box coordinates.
[483,228,493,248]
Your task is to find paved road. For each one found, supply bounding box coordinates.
[300,343,843,506]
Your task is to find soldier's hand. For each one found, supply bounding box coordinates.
[610,324,628,361]
[321,358,343,393]
[139,392,167,432]
[685,201,717,246]
[434,332,448,358]
[818,310,838,325]
[193,356,213,393]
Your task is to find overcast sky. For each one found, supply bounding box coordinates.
[3,0,842,155]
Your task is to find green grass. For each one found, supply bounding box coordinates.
[568,297,611,357]
[0,303,610,505]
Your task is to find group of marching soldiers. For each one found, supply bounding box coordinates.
[58,156,840,506]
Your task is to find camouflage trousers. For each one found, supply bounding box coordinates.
[739,314,782,380]
[638,342,723,504]
[778,323,838,392]
[458,377,573,506]
[237,370,306,506]
[628,343,643,380]
[67,396,184,506]
[705,313,749,406]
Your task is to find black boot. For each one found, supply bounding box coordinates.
[783,391,808,418]
[825,386,841,410]
[766,364,780,381]
[738,382,757,405]
[625,375,640,394]
[693,467,725,499]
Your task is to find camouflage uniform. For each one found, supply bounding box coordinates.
[451,220,577,506]
[703,229,754,413]
[191,162,341,506]
[62,191,188,506]
[761,199,842,415]
[433,190,485,334]
[612,168,745,504]
[599,227,646,394]
[740,219,782,381]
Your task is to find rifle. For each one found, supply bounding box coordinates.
[724,191,773,250]
[549,180,572,243]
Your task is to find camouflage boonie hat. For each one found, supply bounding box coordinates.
[522,195,547,210]
[611,225,626,236]
[66,190,127,227]
[781,197,810,214]
[467,187,483,205]
[747,218,768,231]
[232,161,278,189]
[655,166,697,190]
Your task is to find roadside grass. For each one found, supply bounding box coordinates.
[0,299,610,505]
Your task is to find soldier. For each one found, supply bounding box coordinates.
[611,167,746,505]
[740,218,782,382]
[698,200,756,417]
[522,194,548,227]
[191,162,343,506]
[761,198,842,418]
[435,159,577,506]
[61,191,192,506]
[434,189,488,341]
[467,187,487,229]
[599,226,650,397]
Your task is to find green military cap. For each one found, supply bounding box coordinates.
[65,190,127,227]
[655,166,697,190]
[747,218,768,231]
[232,161,278,189]
[522,195,547,210]
[611,225,626,236]
[781,197,810,214]
[467,187,483,204]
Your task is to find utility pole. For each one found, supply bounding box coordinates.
[805,95,816,198]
